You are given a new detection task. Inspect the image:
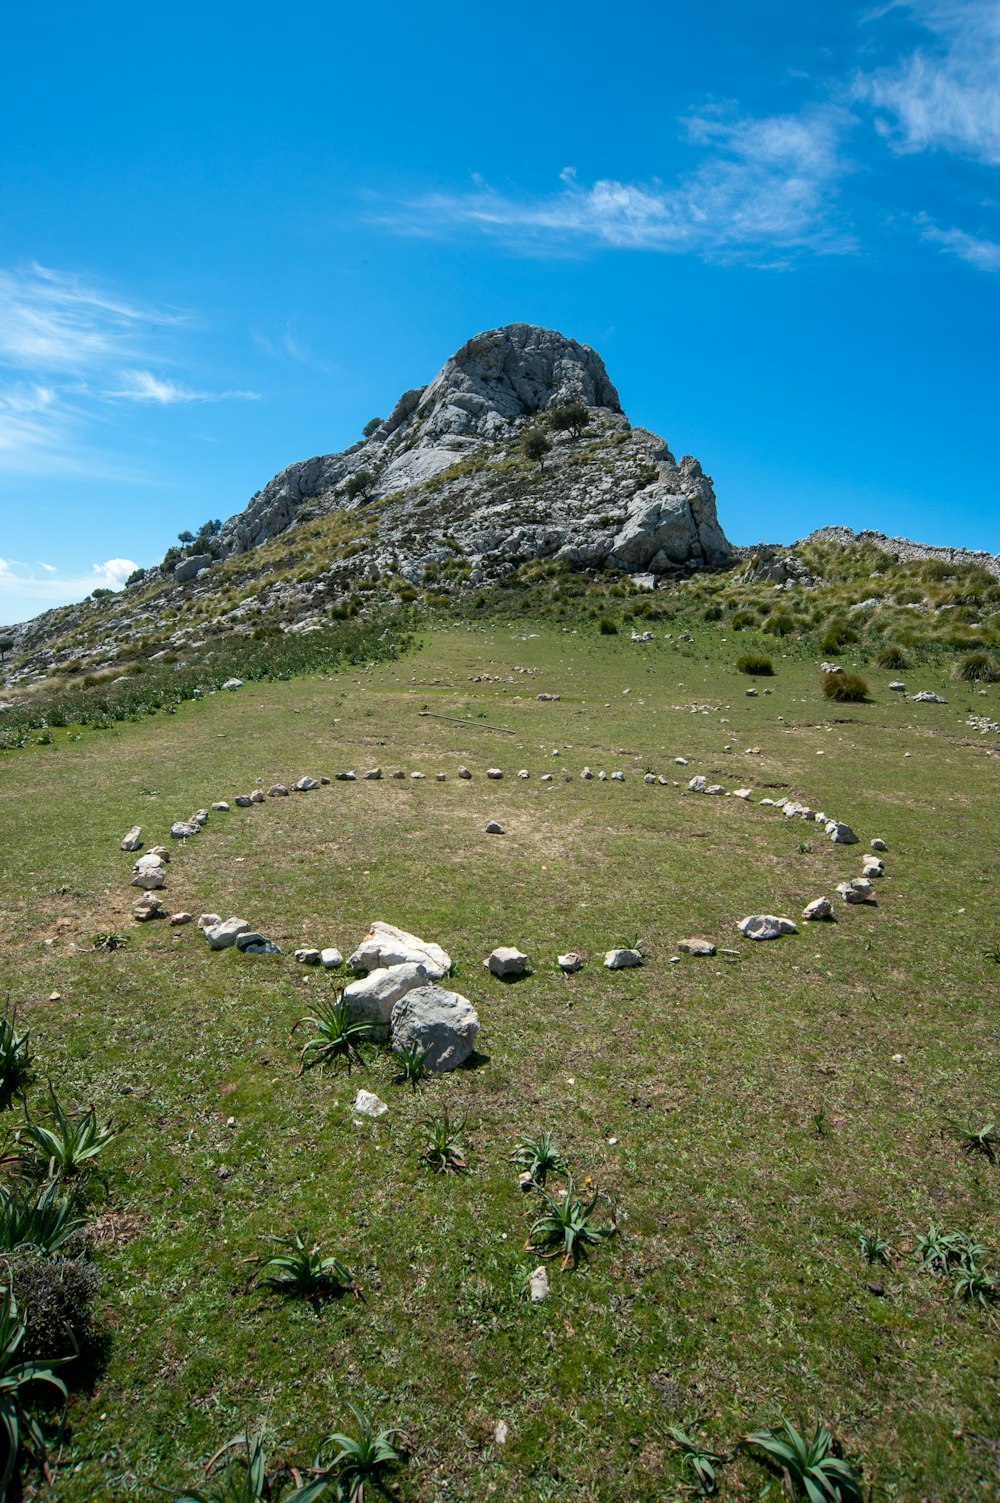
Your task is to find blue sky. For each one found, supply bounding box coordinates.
[2,1,999,622]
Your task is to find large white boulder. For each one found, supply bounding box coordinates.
[205,917,252,950]
[738,915,797,940]
[348,922,450,979]
[342,961,430,1028]
[390,984,479,1071]
[120,826,143,852]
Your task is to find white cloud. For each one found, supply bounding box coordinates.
[858,1,1000,165]
[0,262,182,373]
[0,555,139,621]
[108,369,259,404]
[919,217,1000,268]
[378,106,855,261]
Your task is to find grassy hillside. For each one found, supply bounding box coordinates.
[0,623,998,1500]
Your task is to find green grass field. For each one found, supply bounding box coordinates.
[0,622,997,1501]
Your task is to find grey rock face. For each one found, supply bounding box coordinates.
[390,984,480,1072]
[174,553,214,584]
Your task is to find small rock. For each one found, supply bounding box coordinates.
[604,948,643,969]
[518,1171,534,1191]
[494,1420,509,1446]
[236,932,283,955]
[410,771,425,780]
[862,856,885,878]
[149,846,170,861]
[677,937,716,956]
[911,690,947,704]
[48,991,61,1002]
[190,810,209,827]
[133,894,167,922]
[732,788,753,799]
[871,837,888,852]
[391,770,405,779]
[197,913,222,930]
[485,946,530,978]
[826,821,859,845]
[249,790,266,804]
[336,771,358,781]
[888,681,906,692]
[458,767,473,779]
[746,687,758,697]
[221,677,243,690]
[364,768,383,780]
[169,912,193,926]
[528,1266,549,1302]
[130,867,166,890]
[802,897,834,921]
[675,757,688,765]
[436,773,447,781]
[558,951,584,972]
[348,922,450,978]
[206,918,252,950]
[517,769,530,779]
[293,776,319,791]
[643,772,656,783]
[294,947,322,964]
[343,961,429,1027]
[390,983,480,1071]
[598,770,607,781]
[170,820,200,839]
[610,770,625,782]
[688,775,708,792]
[581,767,594,779]
[267,784,289,797]
[120,826,143,852]
[485,820,505,835]
[321,948,344,969]
[738,915,797,940]
[837,879,874,904]
[487,768,503,780]
[353,1089,388,1118]
[211,801,230,812]
[235,794,253,807]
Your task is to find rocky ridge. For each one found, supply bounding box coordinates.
[795,526,1000,579]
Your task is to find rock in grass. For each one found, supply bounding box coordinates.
[912,690,947,703]
[192,810,210,825]
[738,915,797,940]
[390,984,479,1072]
[485,820,505,835]
[581,767,594,780]
[130,867,166,891]
[149,846,170,861]
[235,931,282,955]
[294,947,321,964]
[343,961,429,1027]
[644,772,656,784]
[837,879,874,905]
[458,766,473,779]
[826,821,859,845]
[169,912,194,926]
[678,937,716,956]
[802,897,834,921]
[211,801,230,812]
[528,1266,550,1302]
[604,948,643,969]
[267,784,289,797]
[320,948,343,969]
[197,913,221,930]
[485,946,530,978]
[348,921,451,979]
[249,790,266,804]
[133,852,165,872]
[170,820,200,839]
[558,951,584,972]
[862,856,885,878]
[133,894,167,922]
[487,768,504,780]
[120,826,143,852]
[354,1089,388,1118]
[688,775,707,792]
[293,776,320,791]
[364,768,383,780]
[235,794,253,807]
[871,837,888,852]
[221,678,243,690]
[206,918,252,950]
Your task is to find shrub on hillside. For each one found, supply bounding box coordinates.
[736,652,774,676]
[956,651,999,682]
[1,1252,103,1368]
[763,611,796,636]
[822,671,871,702]
[877,644,909,670]
[597,617,618,636]
[820,620,858,653]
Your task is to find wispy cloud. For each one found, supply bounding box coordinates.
[0,263,183,373]
[919,216,1000,268]
[380,106,855,263]
[857,1,1000,165]
[108,369,259,404]
[0,554,138,618]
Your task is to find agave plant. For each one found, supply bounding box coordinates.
[311,1407,404,1503]
[0,1287,70,1498]
[391,1042,430,1090]
[742,1417,864,1502]
[173,1430,330,1502]
[0,1013,32,1111]
[419,1109,467,1173]
[667,1424,725,1494]
[527,1179,617,1270]
[511,1130,566,1186]
[857,1230,891,1267]
[0,1180,87,1255]
[952,1259,998,1310]
[19,1088,115,1177]
[951,1119,997,1163]
[293,998,370,1076]
[259,1231,355,1302]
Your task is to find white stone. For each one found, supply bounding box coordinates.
[294,947,322,964]
[458,767,473,779]
[343,961,429,1026]
[320,948,344,968]
[611,770,625,782]
[267,784,289,797]
[826,821,859,845]
[133,894,167,921]
[675,757,688,765]
[364,767,383,780]
[120,826,143,852]
[558,952,584,972]
[738,915,797,940]
[871,837,888,851]
[353,1089,388,1118]
[221,677,243,690]
[862,856,884,878]
[390,984,479,1072]
[206,918,252,950]
[678,937,716,956]
[837,879,873,904]
[528,1266,549,1301]
[517,769,529,779]
[604,948,643,969]
[249,790,266,804]
[130,867,166,890]
[170,820,200,838]
[487,767,503,779]
[581,767,594,779]
[485,820,505,834]
[348,921,451,979]
[169,912,193,926]
[733,788,753,800]
[643,772,656,783]
[688,775,707,792]
[211,801,230,811]
[293,776,319,791]
[197,913,221,930]
[802,897,834,921]
[485,946,530,978]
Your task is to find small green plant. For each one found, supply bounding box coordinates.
[597,616,618,635]
[742,1417,863,1502]
[310,1406,405,1502]
[956,650,998,682]
[527,1179,617,1270]
[821,671,871,703]
[983,942,1000,964]
[293,997,370,1076]
[876,643,909,670]
[916,1225,988,1274]
[259,1230,355,1302]
[0,1287,69,1498]
[0,1182,86,1256]
[667,1424,724,1494]
[735,651,774,675]
[20,1090,116,1177]
[0,1013,32,1110]
[173,1429,329,1502]
[392,1042,430,1089]
[858,1230,891,1266]
[511,1130,567,1186]
[91,931,128,951]
[951,1119,997,1163]
[952,1260,998,1310]
[419,1109,467,1173]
